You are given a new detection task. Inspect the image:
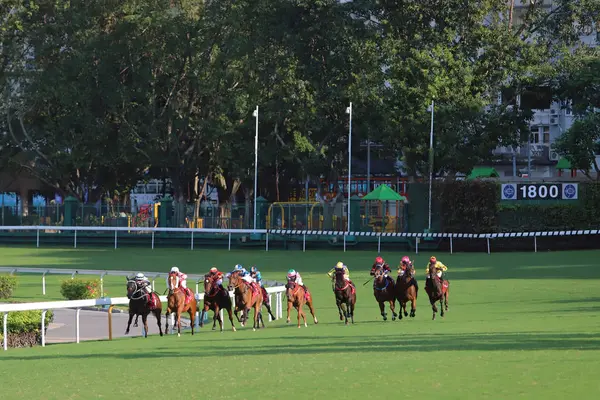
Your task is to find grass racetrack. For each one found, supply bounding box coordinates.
[1,247,600,399]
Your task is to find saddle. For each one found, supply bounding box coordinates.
[147,292,159,310]
[183,288,194,304]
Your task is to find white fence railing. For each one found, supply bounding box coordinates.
[0,287,286,351]
[0,225,598,253]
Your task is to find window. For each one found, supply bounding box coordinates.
[521,86,553,110]
[542,126,550,144]
[530,127,540,144]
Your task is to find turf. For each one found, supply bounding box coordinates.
[1,247,600,400]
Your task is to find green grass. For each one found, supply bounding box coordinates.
[1,247,600,399]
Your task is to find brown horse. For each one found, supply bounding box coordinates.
[333,269,356,325]
[285,280,318,328]
[200,274,236,332]
[372,266,397,321]
[227,272,263,330]
[165,272,197,336]
[396,265,417,319]
[125,278,163,337]
[425,264,449,320]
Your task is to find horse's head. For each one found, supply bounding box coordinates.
[126,278,137,299]
[227,271,241,291]
[167,272,179,294]
[373,266,385,282]
[285,280,297,298]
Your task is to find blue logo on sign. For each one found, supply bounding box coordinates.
[503,185,515,199]
[564,184,576,199]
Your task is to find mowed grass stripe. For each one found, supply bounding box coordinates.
[1,247,600,399]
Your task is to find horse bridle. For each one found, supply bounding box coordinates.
[127,280,146,300]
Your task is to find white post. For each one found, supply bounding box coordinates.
[416,238,419,254]
[76,308,81,343]
[170,314,175,334]
[3,312,7,350]
[228,232,231,251]
[266,233,269,252]
[377,234,381,253]
[42,271,47,295]
[427,100,434,231]
[219,308,224,321]
[343,234,346,252]
[195,282,199,294]
[195,311,200,327]
[450,237,454,254]
[534,235,537,253]
[191,232,194,250]
[41,310,47,347]
[346,102,352,233]
[487,237,491,255]
[268,294,273,321]
[303,234,306,252]
[36,228,40,248]
[74,229,77,248]
[253,106,259,231]
[151,231,155,249]
[142,325,146,337]
[114,230,117,249]
[277,292,282,319]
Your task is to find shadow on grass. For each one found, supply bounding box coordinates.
[15,331,600,361]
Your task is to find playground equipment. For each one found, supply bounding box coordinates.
[267,202,322,230]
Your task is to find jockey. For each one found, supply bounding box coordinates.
[370,256,391,278]
[167,266,192,297]
[425,256,447,281]
[208,266,225,291]
[250,266,263,287]
[327,261,355,287]
[399,256,419,292]
[134,272,152,296]
[238,265,255,284]
[287,269,309,292]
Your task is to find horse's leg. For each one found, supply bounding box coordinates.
[165,309,170,335]
[155,309,163,336]
[200,304,207,328]
[125,311,134,335]
[306,298,318,324]
[296,303,302,328]
[189,305,196,335]
[176,309,182,337]
[349,300,355,324]
[301,302,308,328]
[142,313,149,338]
[390,297,397,321]
[225,304,237,332]
[410,297,416,318]
[264,302,276,321]
[134,314,139,328]
[440,298,445,318]
[217,305,224,332]
[378,300,387,321]
[340,302,348,325]
[444,288,449,311]
[336,298,344,321]
[253,304,260,331]
[430,297,438,320]
[286,300,292,324]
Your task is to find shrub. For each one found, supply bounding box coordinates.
[0,310,54,348]
[60,278,100,300]
[0,275,18,299]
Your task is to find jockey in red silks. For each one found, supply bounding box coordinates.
[398,256,419,293]
[370,256,392,285]
[208,267,226,291]
[167,266,193,298]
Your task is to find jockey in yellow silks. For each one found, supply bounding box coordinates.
[425,256,447,280]
[328,261,354,287]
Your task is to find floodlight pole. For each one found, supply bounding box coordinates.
[253,106,259,231]
[346,102,352,233]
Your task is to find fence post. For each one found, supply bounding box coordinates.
[114,230,118,249]
[450,236,453,254]
[534,235,537,253]
[266,233,269,252]
[71,271,77,280]
[41,310,47,347]
[42,270,48,295]
[3,312,8,350]
[151,231,155,249]
[268,294,273,321]
[195,280,199,295]
[74,229,77,249]
[415,238,419,254]
[378,234,381,253]
[487,237,491,255]
[191,232,194,250]
[36,228,40,248]
[303,234,306,252]
[152,274,160,292]
[343,234,346,252]
[228,232,231,251]
[108,305,114,340]
[100,272,107,297]
[76,308,81,343]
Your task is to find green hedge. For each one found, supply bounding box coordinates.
[0,310,54,348]
[0,275,18,299]
[435,181,600,233]
[60,278,100,300]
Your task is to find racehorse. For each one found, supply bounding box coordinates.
[227,271,263,330]
[165,272,197,336]
[125,278,163,338]
[425,264,449,320]
[200,273,237,332]
[372,265,397,321]
[396,264,417,319]
[285,280,318,328]
[333,268,356,325]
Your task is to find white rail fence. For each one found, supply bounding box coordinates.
[0,286,286,351]
[0,225,599,253]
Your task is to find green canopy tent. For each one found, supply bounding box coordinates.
[556,158,572,170]
[361,185,407,232]
[467,167,500,180]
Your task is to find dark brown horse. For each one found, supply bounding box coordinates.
[333,269,356,325]
[372,265,397,321]
[227,272,263,330]
[396,264,417,319]
[165,272,197,336]
[425,265,449,320]
[125,278,163,338]
[200,274,237,332]
[285,280,318,328]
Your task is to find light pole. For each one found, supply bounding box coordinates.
[252,106,259,231]
[427,100,434,231]
[346,102,352,233]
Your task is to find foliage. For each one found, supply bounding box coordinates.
[0,309,54,348]
[437,181,499,233]
[60,278,100,300]
[0,275,18,299]
[553,113,600,179]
